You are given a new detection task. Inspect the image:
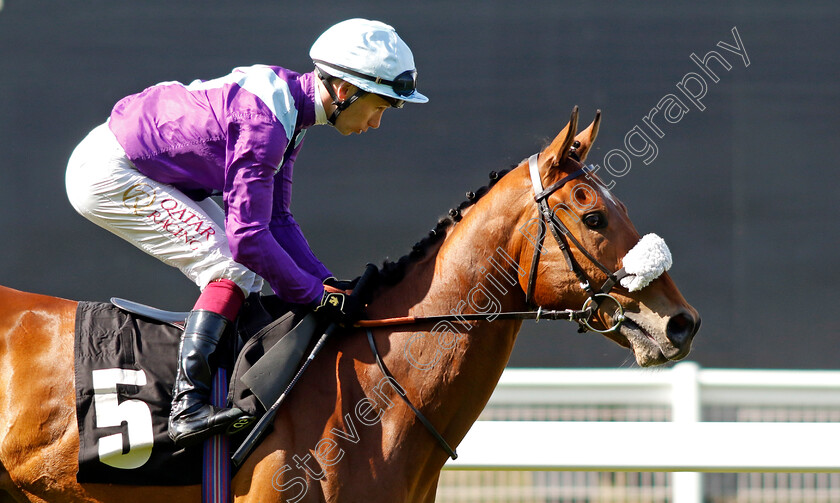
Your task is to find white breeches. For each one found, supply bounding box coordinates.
[65,123,264,295]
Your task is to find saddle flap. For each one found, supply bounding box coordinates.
[239,313,321,410]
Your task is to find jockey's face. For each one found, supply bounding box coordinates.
[333,90,390,136]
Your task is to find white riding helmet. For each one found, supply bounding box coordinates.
[310,18,428,105]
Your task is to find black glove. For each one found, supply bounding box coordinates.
[312,287,363,326]
[323,276,360,292]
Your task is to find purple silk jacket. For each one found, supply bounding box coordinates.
[108,65,330,304]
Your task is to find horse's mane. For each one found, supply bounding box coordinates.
[378,167,514,285]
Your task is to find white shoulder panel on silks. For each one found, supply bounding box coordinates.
[170,65,299,143]
[619,233,672,292]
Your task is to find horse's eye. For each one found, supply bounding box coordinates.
[583,212,607,229]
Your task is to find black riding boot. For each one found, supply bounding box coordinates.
[168,310,253,447]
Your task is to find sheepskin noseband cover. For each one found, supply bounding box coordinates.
[619,233,672,292]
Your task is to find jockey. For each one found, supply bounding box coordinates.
[65,18,428,447]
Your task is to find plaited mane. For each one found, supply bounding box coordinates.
[378,167,513,285]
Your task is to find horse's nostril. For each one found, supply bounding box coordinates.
[666,312,696,348]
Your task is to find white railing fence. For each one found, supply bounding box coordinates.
[440,362,840,503]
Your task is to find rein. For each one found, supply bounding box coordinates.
[356,307,590,327]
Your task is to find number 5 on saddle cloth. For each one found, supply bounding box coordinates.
[73,291,330,485]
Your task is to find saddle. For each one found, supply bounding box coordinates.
[74,292,329,485]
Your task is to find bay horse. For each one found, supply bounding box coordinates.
[0,108,699,502]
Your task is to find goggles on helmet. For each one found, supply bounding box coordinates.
[313,59,418,98]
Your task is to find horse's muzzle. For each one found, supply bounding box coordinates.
[664,310,700,360]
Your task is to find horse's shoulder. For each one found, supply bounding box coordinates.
[0,284,77,327]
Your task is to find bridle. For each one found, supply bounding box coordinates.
[358,147,631,335]
[524,150,630,334]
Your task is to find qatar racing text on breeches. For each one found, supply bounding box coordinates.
[66,123,264,296]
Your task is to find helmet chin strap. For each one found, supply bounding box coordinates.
[316,67,365,126]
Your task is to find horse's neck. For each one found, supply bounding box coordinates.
[368,184,529,450]
[374,179,531,320]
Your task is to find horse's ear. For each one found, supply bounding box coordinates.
[572,110,601,162]
[541,106,579,169]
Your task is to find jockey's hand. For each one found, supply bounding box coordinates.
[323,276,359,293]
[313,286,362,326]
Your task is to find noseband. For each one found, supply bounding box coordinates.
[525,152,628,334]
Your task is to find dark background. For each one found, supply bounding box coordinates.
[1,1,837,369]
